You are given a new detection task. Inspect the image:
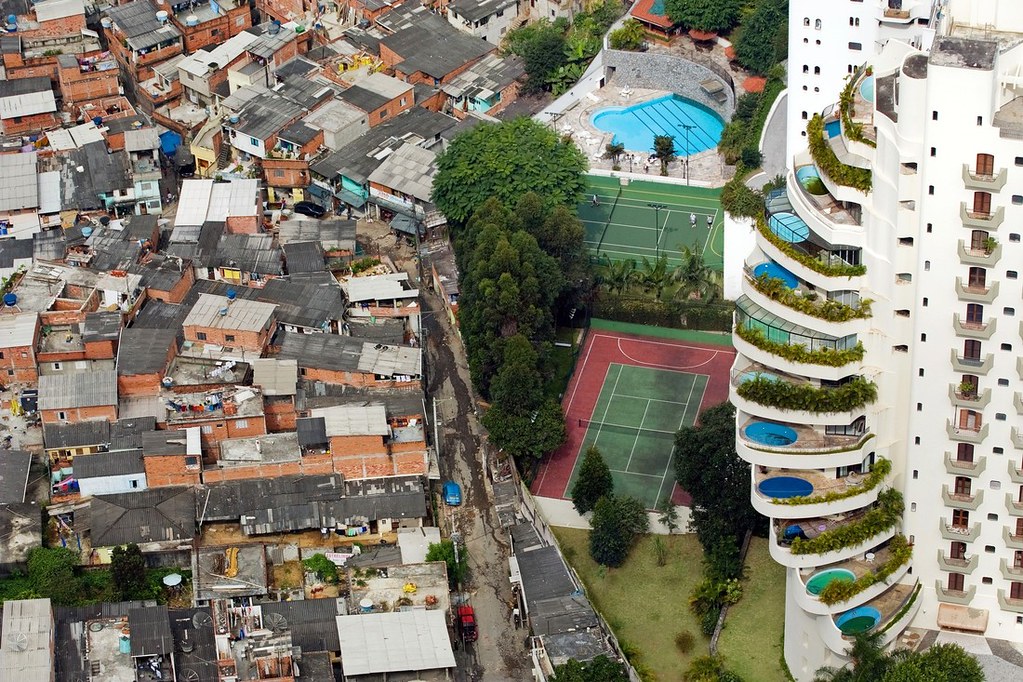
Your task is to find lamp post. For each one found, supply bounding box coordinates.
[678,123,695,185]
[648,203,667,257]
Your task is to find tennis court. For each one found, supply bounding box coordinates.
[579,174,724,270]
[565,363,708,509]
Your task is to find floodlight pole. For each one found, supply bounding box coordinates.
[678,124,695,186]
[648,203,667,258]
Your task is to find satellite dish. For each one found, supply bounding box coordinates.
[6,632,28,651]
[264,612,288,632]
[192,612,213,629]
[181,669,200,682]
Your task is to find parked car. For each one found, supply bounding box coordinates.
[443,480,462,506]
[457,604,477,642]
[294,201,327,218]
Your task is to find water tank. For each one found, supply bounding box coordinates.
[185,15,198,27]
[100,17,112,29]
[226,289,237,300]
[218,307,229,316]
[268,20,281,35]
[6,15,16,32]
[156,10,168,23]
[161,376,174,387]
[2,293,17,307]
[229,114,239,124]
[99,216,111,226]
[82,226,93,237]
[91,116,103,126]
[294,25,305,34]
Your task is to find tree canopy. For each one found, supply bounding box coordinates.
[665,0,741,33]
[608,19,646,51]
[652,135,676,175]
[674,402,759,579]
[550,655,630,682]
[571,445,614,514]
[734,0,788,76]
[426,540,468,589]
[433,118,587,225]
[27,546,81,606]
[814,634,983,682]
[111,543,149,601]
[589,495,649,567]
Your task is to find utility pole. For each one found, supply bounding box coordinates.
[433,397,440,460]
[648,203,667,258]
[678,123,695,185]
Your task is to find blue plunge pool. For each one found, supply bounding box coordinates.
[753,262,798,288]
[824,119,842,138]
[758,476,814,499]
[744,422,798,447]
[591,94,725,154]
[860,75,875,103]
[836,606,881,635]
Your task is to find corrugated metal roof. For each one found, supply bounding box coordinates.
[0,89,56,119]
[282,241,324,274]
[0,450,31,504]
[335,610,455,676]
[0,313,38,349]
[73,450,145,478]
[42,421,109,450]
[0,599,53,682]
[0,153,39,212]
[88,487,194,547]
[34,0,85,22]
[342,272,418,303]
[251,358,297,396]
[296,417,327,447]
[128,606,174,657]
[183,293,276,332]
[357,341,421,378]
[124,128,160,153]
[117,328,177,375]
[38,370,117,410]
[310,404,389,437]
[367,143,436,203]
[37,171,61,214]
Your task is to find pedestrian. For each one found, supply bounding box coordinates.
[706,215,713,228]
[591,194,600,207]
[643,163,649,173]
[690,212,696,227]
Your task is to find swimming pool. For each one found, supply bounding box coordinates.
[824,119,842,138]
[768,212,810,242]
[744,422,798,447]
[806,568,856,596]
[758,476,814,499]
[738,370,781,384]
[859,75,875,103]
[753,262,798,288]
[836,606,881,635]
[591,95,725,154]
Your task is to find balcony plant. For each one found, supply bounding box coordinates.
[750,274,873,321]
[755,214,867,277]
[817,533,912,605]
[738,374,877,413]
[734,325,866,367]
[807,115,872,192]
[957,381,978,399]
[838,73,877,149]
[789,488,903,555]
[771,459,891,507]
[983,236,998,254]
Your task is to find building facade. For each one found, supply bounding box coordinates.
[738,1,1023,679]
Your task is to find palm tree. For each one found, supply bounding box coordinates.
[603,142,625,169]
[652,134,676,176]
[602,257,637,295]
[672,246,722,301]
[639,255,670,300]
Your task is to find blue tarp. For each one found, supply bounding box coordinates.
[159,130,182,156]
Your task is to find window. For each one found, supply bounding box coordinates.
[274,169,284,178]
[968,267,986,288]
[920,333,926,341]
[931,147,937,156]
[977,153,994,175]
[963,339,982,360]
[1010,270,1019,278]
[804,17,810,26]
[250,137,258,146]
[1015,550,1023,569]
[928,186,935,195]
[379,110,388,120]
[1003,343,1014,351]
[918,368,924,377]
[1012,582,1023,600]
[130,479,139,489]
[971,230,989,250]
[954,477,972,496]
[952,509,970,528]
[201,424,213,435]
[933,111,939,121]
[922,296,928,305]
[802,111,808,119]
[814,66,820,75]
[400,97,407,106]
[947,572,966,592]
[999,378,1010,386]
[850,17,860,26]
[225,334,235,342]
[185,456,199,468]
[849,42,861,50]
[196,332,208,341]
[959,409,981,431]
[1014,196,1023,205]
[57,411,67,421]
[997,413,1008,421]
[236,16,244,26]
[916,402,922,411]
[966,303,984,324]
[949,541,966,559]
[957,443,974,463]
[803,65,809,73]
[1013,234,1023,243]
[899,237,914,246]
[989,513,1000,521]
[1006,307,1016,316]
[815,19,822,29]
[978,116,983,126]
[973,191,992,215]
[211,28,219,36]
[52,362,61,370]
[893,345,908,352]
[927,223,933,233]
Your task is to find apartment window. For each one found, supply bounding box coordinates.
[948,572,966,593]
[379,110,388,120]
[814,66,820,75]
[978,116,983,126]
[995,446,1005,454]
[1016,157,1023,166]
[957,443,974,463]
[928,186,935,195]
[1012,582,1023,600]
[802,111,808,120]
[920,334,926,342]
[1003,343,1014,351]
[57,411,67,421]
[968,267,986,288]
[952,509,970,529]
[1010,270,1019,278]
[849,42,861,50]
[850,17,860,26]
[803,65,809,73]
[949,541,966,560]
[999,378,1011,386]
[918,368,924,377]
[52,362,61,371]
[897,310,910,317]
[815,19,822,29]
[959,409,982,431]
[926,223,933,233]
[916,402,922,411]
[234,419,249,429]
[971,230,989,250]
[900,237,915,246]
[931,147,937,156]
[1015,551,1023,569]
[998,413,1008,421]
[933,111,939,121]
[1014,196,1023,205]
[225,335,236,343]
[960,375,979,395]
[1006,307,1016,316]
[894,345,908,352]
[1016,518,1023,537]
[954,477,972,496]
[912,470,919,478]
[196,332,208,341]
[989,513,1000,521]
[922,296,928,305]
[966,303,984,324]
[914,438,920,446]
[201,425,213,435]
[185,456,199,468]
[973,191,992,215]
[977,153,995,175]
[803,17,810,26]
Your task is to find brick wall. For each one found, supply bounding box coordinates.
[145,266,195,303]
[2,111,61,136]
[264,396,297,432]
[168,415,268,460]
[183,323,273,353]
[299,366,418,390]
[200,451,335,483]
[364,92,413,127]
[174,5,252,53]
[2,54,59,83]
[263,158,311,189]
[20,13,86,40]
[118,371,164,398]
[40,406,117,426]
[0,342,38,386]
[59,62,122,104]
[84,339,118,360]
[144,455,202,487]
[256,0,305,24]
[224,214,261,235]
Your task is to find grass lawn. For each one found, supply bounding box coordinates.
[552,527,708,681]
[545,327,582,401]
[717,537,789,682]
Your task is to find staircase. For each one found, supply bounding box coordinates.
[216,144,232,171]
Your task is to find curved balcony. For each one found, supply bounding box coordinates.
[770,502,899,569]
[732,332,863,383]
[941,486,984,511]
[958,239,1001,266]
[940,520,980,543]
[944,452,986,477]
[949,384,991,409]
[786,166,863,248]
[950,349,993,375]
[736,417,874,469]
[819,581,919,655]
[937,551,978,575]
[730,375,873,427]
[945,420,988,444]
[742,272,870,341]
[953,313,996,339]
[794,540,911,616]
[955,278,999,303]
[878,0,931,24]
[962,164,1007,192]
[751,466,885,519]
[960,203,1004,229]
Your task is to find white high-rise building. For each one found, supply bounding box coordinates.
[735,1,1023,678]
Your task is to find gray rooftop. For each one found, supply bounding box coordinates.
[0,152,38,213]
[117,328,177,376]
[929,36,999,70]
[0,238,33,269]
[0,450,31,504]
[296,416,327,447]
[380,13,492,80]
[87,486,194,547]
[251,358,298,396]
[73,450,145,479]
[184,293,276,332]
[441,53,525,100]
[260,599,345,653]
[276,218,356,252]
[128,606,174,657]
[182,278,343,332]
[43,421,109,450]
[82,311,122,343]
[283,241,325,274]
[337,73,412,114]
[335,610,455,676]
[366,142,436,203]
[449,0,517,24]
[276,331,420,377]
[39,370,117,410]
[0,599,53,682]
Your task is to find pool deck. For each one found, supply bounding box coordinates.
[559,84,730,185]
[739,417,867,453]
[799,544,894,583]
[755,467,871,499]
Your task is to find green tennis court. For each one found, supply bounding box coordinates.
[565,363,708,509]
[579,174,724,270]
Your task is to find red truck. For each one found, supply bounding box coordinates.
[457,604,478,642]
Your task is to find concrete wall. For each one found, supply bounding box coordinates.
[602,50,735,119]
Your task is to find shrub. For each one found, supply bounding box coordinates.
[302,554,339,583]
[700,606,720,636]
[806,115,872,192]
[839,71,877,149]
[772,459,892,507]
[734,324,866,367]
[753,214,867,277]
[350,257,380,274]
[817,533,913,605]
[878,583,921,634]
[720,175,765,219]
[749,274,873,321]
[789,489,904,555]
[608,19,646,51]
[740,147,762,168]
[675,630,696,654]
[737,374,878,413]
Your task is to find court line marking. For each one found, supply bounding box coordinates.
[610,469,664,479]
[614,394,690,405]
[589,364,624,467]
[584,180,722,204]
[654,375,704,504]
[594,332,731,357]
[583,193,720,211]
[624,399,652,471]
[617,338,721,371]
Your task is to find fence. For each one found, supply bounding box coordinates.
[592,297,735,332]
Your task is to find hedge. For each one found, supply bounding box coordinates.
[789,489,903,555]
[817,533,912,605]
[734,324,865,367]
[839,69,877,149]
[593,298,734,332]
[738,375,877,414]
[807,115,872,193]
[754,214,867,277]
[750,274,872,321]
[769,459,891,507]
[878,583,921,635]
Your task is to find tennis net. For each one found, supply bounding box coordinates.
[578,418,677,440]
[595,185,623,253]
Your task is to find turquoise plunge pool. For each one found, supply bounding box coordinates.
[591,94,725,154]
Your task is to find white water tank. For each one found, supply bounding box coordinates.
[100,17,112,29]
[186,15,199,27]
[156,10,168,23]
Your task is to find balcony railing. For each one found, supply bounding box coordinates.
[1009,460,1023,484]
[1005,527,1023,549]
[953,313,996,339]
[962,164,1008,191]
[944,452,986,477]
[945,420,988,444]
[948,384,991,408]
[954,277,999,303]
[1006,493,1023,517]
[950,349,993,375]
[937,550,978,574]
[940,520,980,542]
[1000,559,1023,581]
[960,203,1005,229]
[942,485,984,510]
[935,581,976,605]
[1012,426,1023,450]
[998,591,1023,613]
[957,239,1001,266]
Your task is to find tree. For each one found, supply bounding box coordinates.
[657,495,679,534]
[433,118,587,226]
[484,397,566,460]
[813,634,983,682]
[602,257,638,295]
[665,0,741,33]
[674,402,759,578]
[603,141,626,168]
[27,546,80,606]
[506,20,569,93]
[489,334,543,414]
[734,0,787,76]
[589,495,649,567]
[652,134,676,175]
[639,255,671,300]
[672,246,722,302]
[571,445,614,514]
[550,655,629,682]
[608,19,646,51]
[111,543,148,601]
[302,553,339,583]
[426,540,468,589]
